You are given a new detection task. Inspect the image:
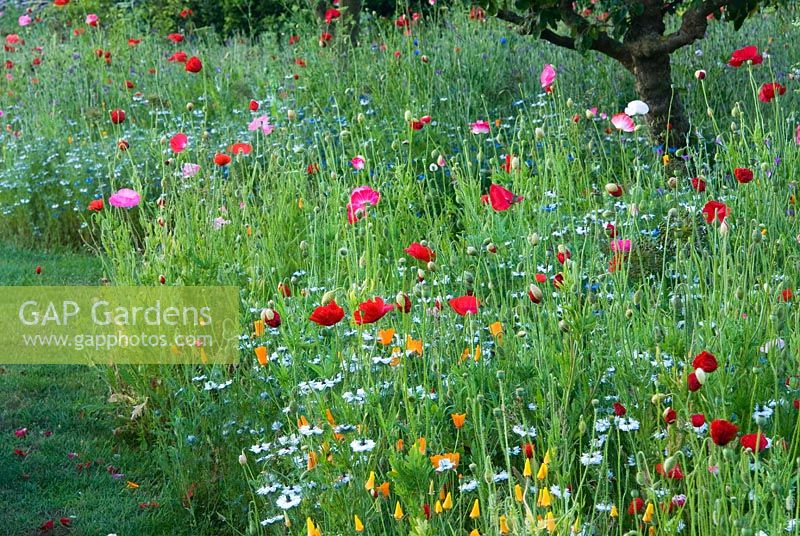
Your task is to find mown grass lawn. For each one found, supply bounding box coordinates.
[0,244,215,535]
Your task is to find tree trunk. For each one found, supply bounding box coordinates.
[631,53,689,149]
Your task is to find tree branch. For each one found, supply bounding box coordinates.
[496,6,633,71]
[660,0,727,53]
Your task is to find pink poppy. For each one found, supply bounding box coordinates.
[796,124,800,145]
[182,163,200,178]
[86,13,98,26]
[248,115,274,135]
[611,113,635,132]
[351,155,366,170]
[610,239,631,254]
[469,120,490,134]
[109,188,141,208]
[347,185,380,224]
[540,64,556,91]
[169,132,188,153]
[18,15,32,26]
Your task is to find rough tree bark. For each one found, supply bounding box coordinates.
[497,0,728,148]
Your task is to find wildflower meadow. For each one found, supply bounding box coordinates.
[2,1,800,535]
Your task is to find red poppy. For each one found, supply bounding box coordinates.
[710,419,738,446]
[553,273,565,289]
[687,372,702,392]
[728,45,763,67]
[613,402,626,416]
[692,350,718,372]
[170,132,188,153]
[167,33,184,43]
[59,518,71,527]
[487,183,523,212]
[214,153,231,166]
[324,8,341,24]
[179,8,193,17]
[656,462,684,479]
[168,51,188,63]
[691,177,706,192]
[109,109,126,124]
[40,520,54,531]
[556,248,571,265]
[535,273,547,284]
[309,300,345,326]
[229,142,252,155]
[740,433,768,452]
[449,295,479,316]
[734,167,754,184]
[54,0,69,5]
[125,80,135,89]
[128,38,141,46]
[691,413,706,427]
[353,297,395,325]
[781,289,793,302]
[278,282,291,297]
[307,163,319,175]
[405,242,436,263]
[701,200,729,223]
[319,32,333,45]
[185,56,202,73]
[249,99,259,112]
[289,35,300,45]
[522,442,534,459]
[88,199,104,211]
[663,407,677,425]
[758,82,786,103]
[628,497,645,515]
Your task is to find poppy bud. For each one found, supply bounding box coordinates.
[633,290,642,305]
[731,122,738,131]
[466,246,478,256]
[287,109,296,121]
[157,217,165,227]
[510,156,520,170]
[694,368,707,384]
[426,261,436,272]
[527,233,540,246]
[625,308,633,319]
[186,102,194,111]
[695,69,706,80]
[463,271,474,285]
[238,452,247,465]
[117,139,129,151]
[337,247,348,256]
[417,268,425,281]
[707,107,714,118]
[719,220,730,235]
[651,393,666,405]
[566,98,574,108]
[404,110,412,122]
[629,203,639,216]
[667,176,678,189]
[516,330,527,337]
[486,243,497,253]
[535,127,545,139]
[558,320,569,332]
[159,274,166,284]
[528,284,543,304]
[357,113,365,123]
[735,286,745,300]
[321,289,336,305]
[578,417,586,434]
[604,183,623,197]
[437,154,446,167]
